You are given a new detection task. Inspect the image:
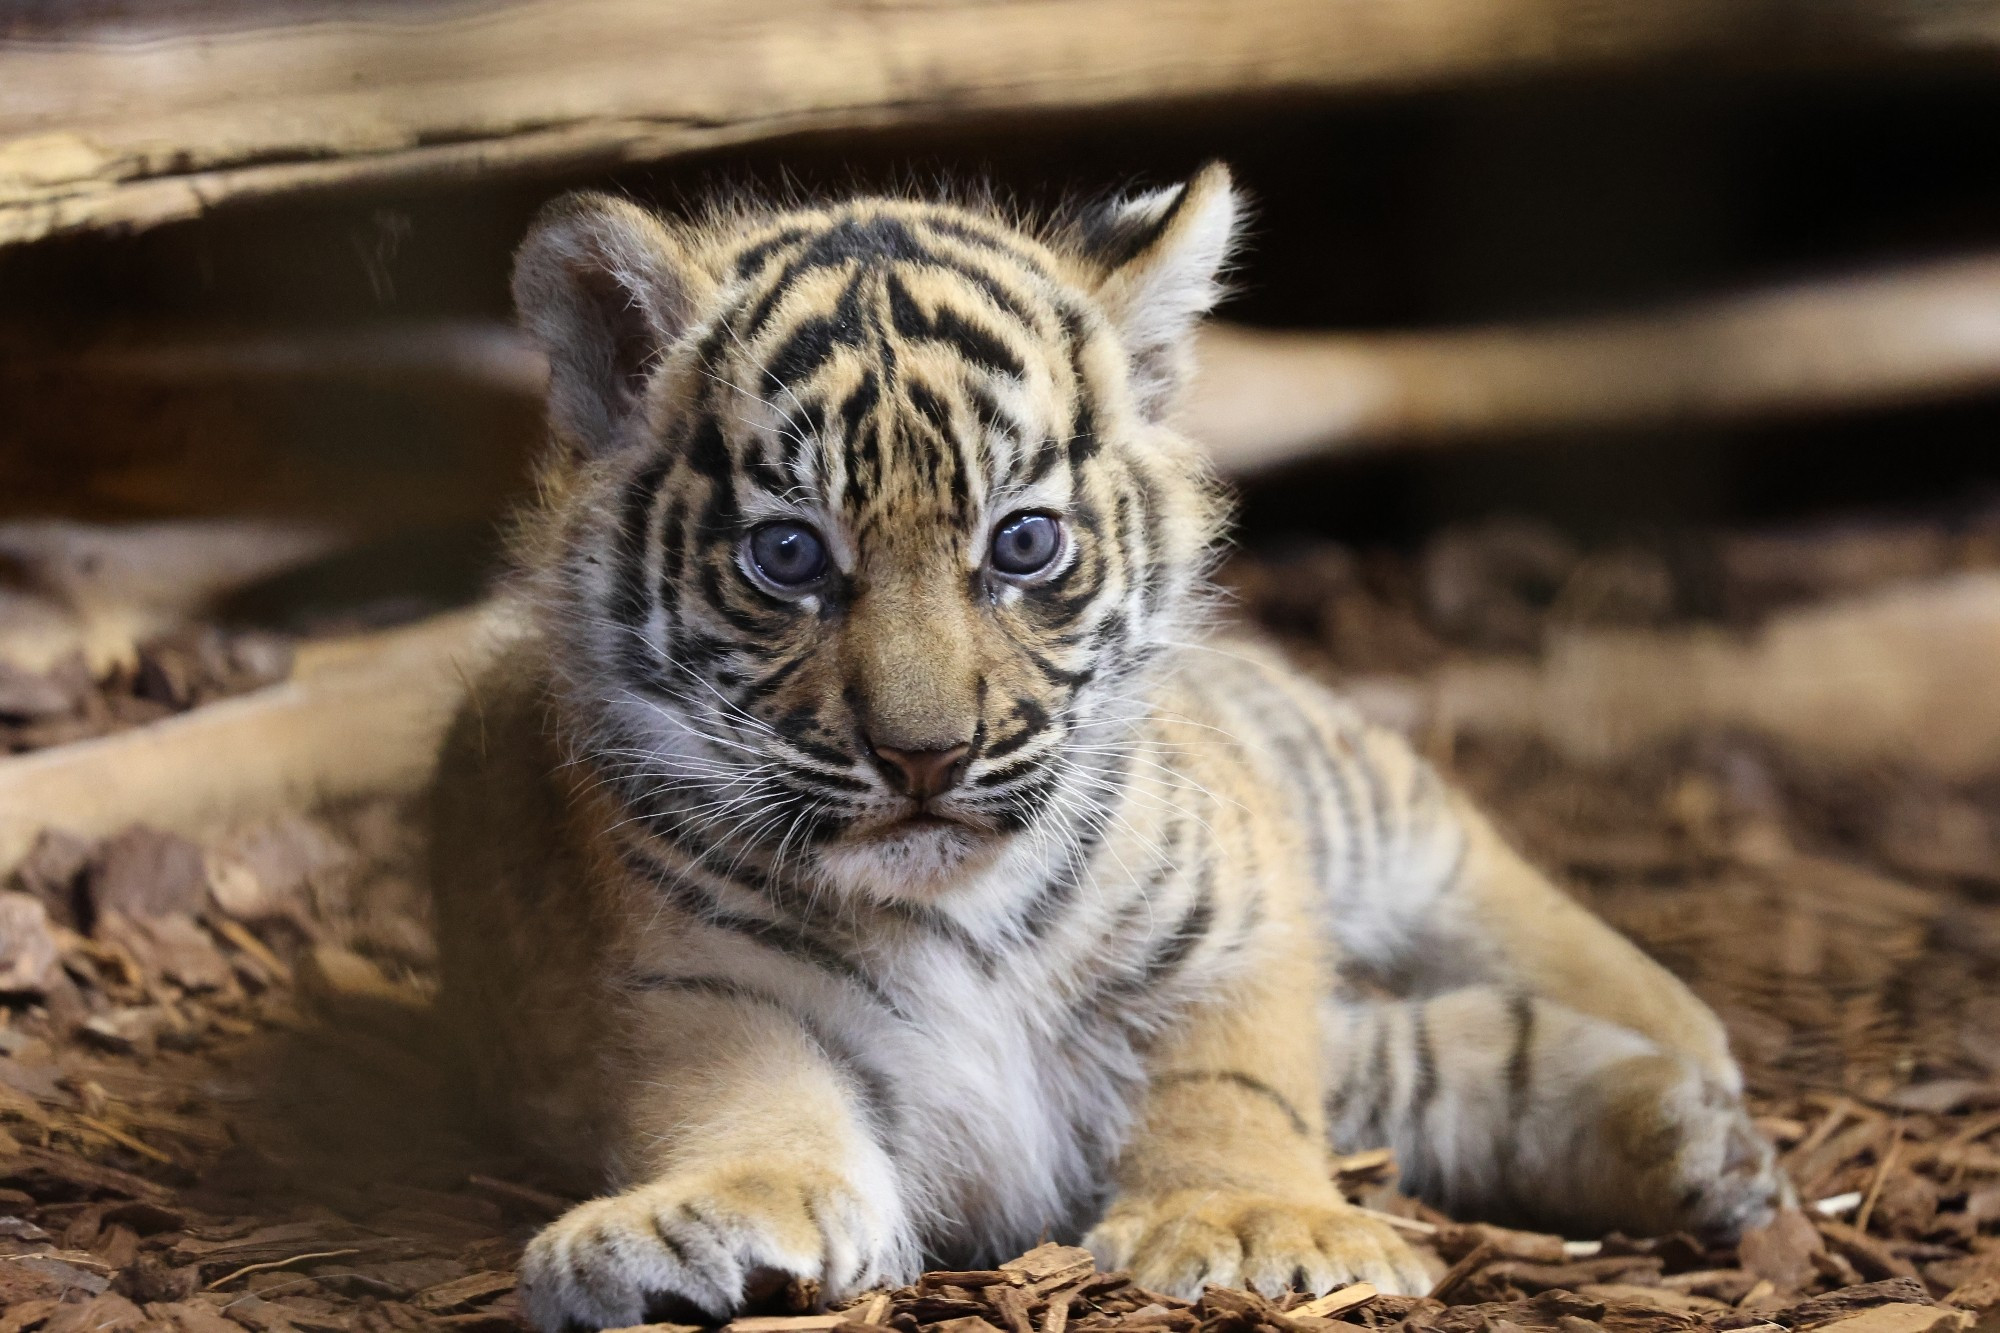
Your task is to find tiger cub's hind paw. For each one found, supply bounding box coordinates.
[1591,1053,1789,1240]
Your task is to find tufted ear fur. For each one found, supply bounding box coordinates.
[511,192,709,458]
[1076,162,1242,421]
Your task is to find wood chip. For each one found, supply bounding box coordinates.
[1291,1283,1379,1319]
[202,1248,362,1291]
[1816,1223,1922,1284]
[1853,1124,1906,1234]
[413,1270,517,1314]
[1807,1307,1972,1333]
[850,1292,893,1325]
[1740,1209,1826,1295]
[464,1172,572,1217]
[1002,1244,1099,1283]
[1430,1241,1501,1302]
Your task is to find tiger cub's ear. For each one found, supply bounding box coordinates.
[512,192,712,458]
[1076,161,1243,421]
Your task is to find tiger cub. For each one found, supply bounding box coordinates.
[429,164,1784,1333]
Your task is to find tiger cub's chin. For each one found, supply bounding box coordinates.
[814,814,1009,899]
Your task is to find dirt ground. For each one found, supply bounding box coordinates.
[1,516,1997,1333]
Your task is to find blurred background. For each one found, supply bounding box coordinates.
[2,5,1999,1328]
[7,3,2000,618]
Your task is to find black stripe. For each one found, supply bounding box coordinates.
[1021,645,1093,690]
[720,913,900,1015]
[1081,180,1189,269]
[655,496,689,615]
[764,297,863,389]
[698,559,780,634]
[972,752,1054,791]
[1362,1010,1394,1146]
[1326,1011,1367,1128]
[1155,1070,1311,1138]
[1347,723,1394,868]
[1058,304,1102,466]
[739,213,942,338]
[990,769,1060,832]
[620,843,903,1018]
[936,258,1041,333]
[982,696,1050,761]
[775,727,859,773]
[773,762,870,796]
[906,380,953,436]
[1251,677,1366,900]
[733,226,812,279]
[739,649,812,705]
[648,1214,692,1268]
[1411,1002,1439,1119]
[874,898,1002,978]
[611,454,672,632]
[1505,992,1536,1121]
[1019,824,1102,940]
[1143,871,1215,984]
[836,371,882,456]
[885,273,1026,380]
[627,973,898,1135]
[923,215,1057,282]
[684,411,733,486]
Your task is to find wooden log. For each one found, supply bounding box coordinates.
[1391,572,2000,779]
[6,0,2000,247]
[0,607,505,874]
[1185,253,2000,469]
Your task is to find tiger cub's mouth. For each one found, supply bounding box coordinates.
[847,807,988,842]
[813,801,1013,898]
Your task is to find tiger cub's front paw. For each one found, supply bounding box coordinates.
[518,1162,912,1332]
[1084,1188,1434,1300]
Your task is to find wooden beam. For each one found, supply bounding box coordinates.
[6,0,2000,247]
[1186,253,2000,469]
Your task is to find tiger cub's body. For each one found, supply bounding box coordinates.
[430,167,1783,1333]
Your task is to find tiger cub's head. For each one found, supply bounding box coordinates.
[511,166,1239,900]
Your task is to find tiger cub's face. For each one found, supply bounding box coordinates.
[512,169,1239,901]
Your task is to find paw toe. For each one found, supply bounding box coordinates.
[1093,1191,1431,1301]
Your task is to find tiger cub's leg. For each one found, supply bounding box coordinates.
[1333,741,1786,1237]
[517,986,916,1332]
[1324,991,1780,1238]
[1086,933,1435,1299]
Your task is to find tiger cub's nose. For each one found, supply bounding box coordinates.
[870,741,972,801]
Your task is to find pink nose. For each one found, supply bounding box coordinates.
[869,742,971,801]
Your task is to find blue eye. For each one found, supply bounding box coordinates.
[990,512,1062,577]
[747,522,829,588]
